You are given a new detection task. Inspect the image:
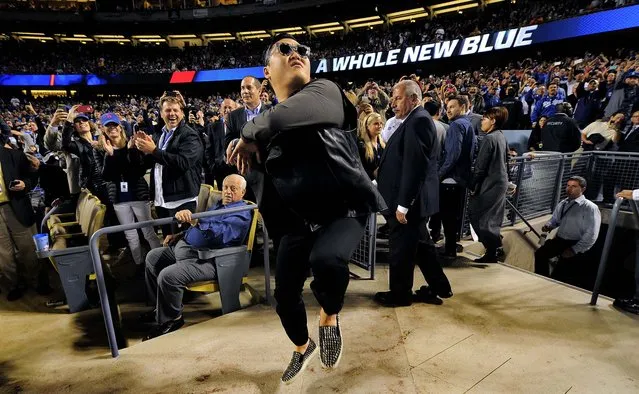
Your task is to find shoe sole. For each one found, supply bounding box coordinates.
[283,344,318,385]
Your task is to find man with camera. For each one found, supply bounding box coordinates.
[357,80,390,118]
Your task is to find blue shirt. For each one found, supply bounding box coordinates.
[183,200,252,249]
[245,105,261,122]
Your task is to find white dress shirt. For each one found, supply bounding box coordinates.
[153,126,197,209]
[546,195,601,254]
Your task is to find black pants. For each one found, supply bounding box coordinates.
[387,213,451,298]
[534,237,579,277]
[155,201,197,238]
[274,216,366,346]
[430,184,466,254]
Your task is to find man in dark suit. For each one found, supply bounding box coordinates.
[0,135,39,301]
[375,80,452,307]
[224,76,271,202]
[206,98,236,189]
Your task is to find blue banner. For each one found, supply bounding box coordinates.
[1,5,638,86]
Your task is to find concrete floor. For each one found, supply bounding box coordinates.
[2,253,638,394]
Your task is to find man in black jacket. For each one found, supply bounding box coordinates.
[0,136,39,301]
[132,91,203,241]
[222,77,270,202]
[541,103,581,153]
[229,33,384,384]
[375,80,452,308]
[206,98,236,189]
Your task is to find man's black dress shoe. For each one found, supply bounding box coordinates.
[7,287,24,301]
[474,255,498,264]
[139,309,157,324]
[374,291,412,307]
[142,317,184,341]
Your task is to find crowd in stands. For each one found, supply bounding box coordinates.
[0,38,638,327]
[0,0,636,74]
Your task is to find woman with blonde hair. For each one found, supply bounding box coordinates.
[100,113,161,270]
[357,112,386,180]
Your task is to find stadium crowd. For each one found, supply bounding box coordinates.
[0,0,636,74]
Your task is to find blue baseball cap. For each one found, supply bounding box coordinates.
[627,71,639,78]
[74,113,90,122]
[100,112,120,126]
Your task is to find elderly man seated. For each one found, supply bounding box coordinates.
[141,174,251,341]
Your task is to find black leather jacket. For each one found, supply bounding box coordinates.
[242,79,387,225]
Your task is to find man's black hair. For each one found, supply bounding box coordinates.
[568,175,587,189]
[263,33,297,65]
[424,101,441,117]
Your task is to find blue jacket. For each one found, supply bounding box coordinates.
[531,92,566,123]
[574,90,602,127]
[438,115,477,187]
[183,200,251,249]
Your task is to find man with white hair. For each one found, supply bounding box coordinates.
[141,174,252,340]
[375,80,452,307]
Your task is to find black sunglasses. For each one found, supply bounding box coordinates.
[274,42,311,58]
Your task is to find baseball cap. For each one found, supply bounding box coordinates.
[627,71,639,78]
[74,113,90,122]
[100,112,120,126]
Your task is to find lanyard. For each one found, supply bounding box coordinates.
[160,130,174,151]
[560,201,577,220]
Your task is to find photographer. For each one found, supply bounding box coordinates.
[357,80,390,117]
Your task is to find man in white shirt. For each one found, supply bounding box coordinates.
[535,176,601,286]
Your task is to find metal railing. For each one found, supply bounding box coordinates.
[496,151,639,227]
[87,204,270,358]
[349,212,377,280]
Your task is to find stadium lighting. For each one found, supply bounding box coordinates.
[237,30,268,36]
[389,12,429,22]
[11,32,45,36]
[61,37,94,42]
[202,33,233,37]
[167,34,198,39]
[312,26,345,33]
[138,38,166,42]
[433,2,478,15]
[349,20,384,29]
[100,38,131,43]
[307,22,341,29]
[484,0,506,4]
[271,27,304,33]
[132,35,162,39]
[93,35,125,39]
[345,16,381,24]
[430,0,474,9]
[241,34,272,39]
[386,8,425,17]
[18,36,53,40]
[207,37,237,41]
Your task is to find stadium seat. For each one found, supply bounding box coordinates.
[186,189,260,314]
[37,196,107,313]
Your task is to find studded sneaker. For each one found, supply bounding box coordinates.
[319,315,342,369]
[281,338,318,384]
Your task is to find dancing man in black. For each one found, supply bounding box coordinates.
[228,33,385,384]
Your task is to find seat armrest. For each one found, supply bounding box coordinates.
[37,245,90,259]
[197,245,247,260]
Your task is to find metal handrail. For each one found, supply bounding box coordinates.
[590,198,623,305]
[88,203,271,358]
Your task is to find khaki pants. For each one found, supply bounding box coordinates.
[0,204,38,287]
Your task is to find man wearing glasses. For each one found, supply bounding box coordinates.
[228,34,384,384]
[130,91,203,242]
